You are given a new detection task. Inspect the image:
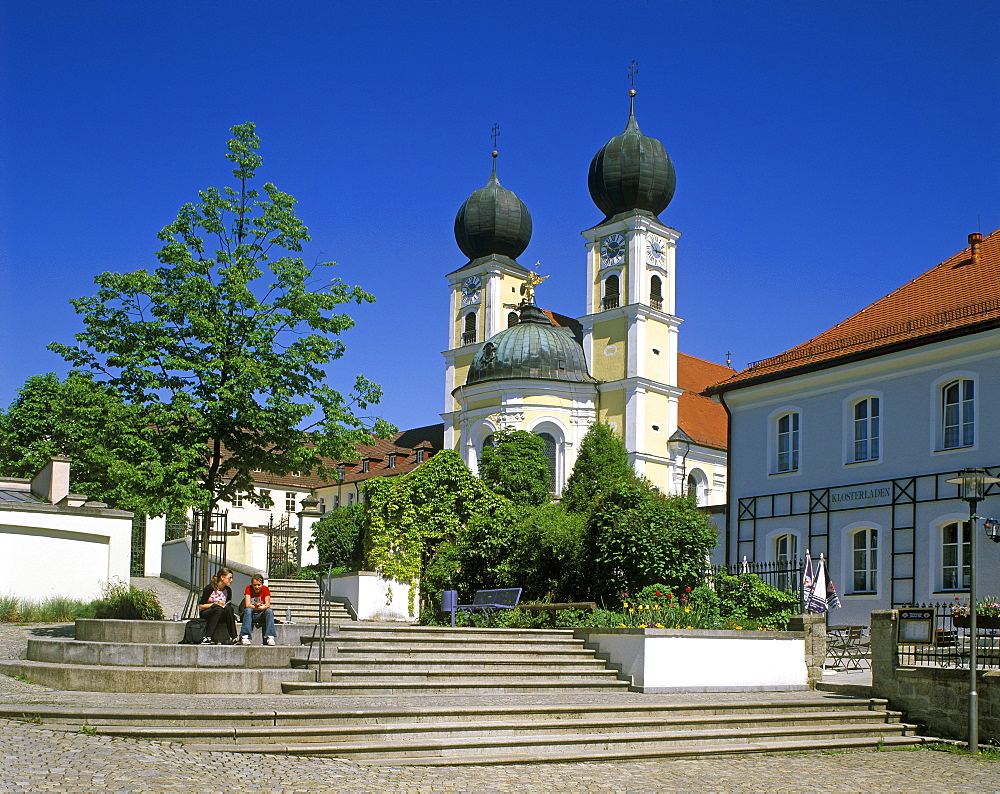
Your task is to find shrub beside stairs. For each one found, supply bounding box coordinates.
[0,621,929,765]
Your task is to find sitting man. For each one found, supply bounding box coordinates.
[239,573,277,646]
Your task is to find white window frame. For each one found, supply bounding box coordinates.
[258,489,270,509]
[849,527,878,594]
[768,408,801,475]
[285,492,297,513]
[770,531,799,592]
[232,493,243,508]
[850,396,881,464]
[931,372,977,454]
[940,519,972,592]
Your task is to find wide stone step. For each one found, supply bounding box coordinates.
[309,669,624,683]
[329,649,599,661]
[89,709,906,744]
[0,697,893,728]
[280,679,631,695]
[73,619,321,645]
[26,638,301,668]
[3,659,313,694]
[182,722,923,762]
[354,734,929,766]
[334,626,575,641]
[305,638,591,653]
[290,658,611,672]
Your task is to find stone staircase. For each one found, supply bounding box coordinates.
[267,578,353,624]
[0,696,925,765]
[0,619,930,764]
[285,624,630,695]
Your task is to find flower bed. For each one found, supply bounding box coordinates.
[573,626,809,692]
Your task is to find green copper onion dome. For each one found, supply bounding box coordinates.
[455,153,532,261]
[588,93,675,221]
[466,305,595,385]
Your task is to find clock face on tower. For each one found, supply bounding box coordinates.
[647,237,665,265]
[461,275,482,306]
[600,233,626,267]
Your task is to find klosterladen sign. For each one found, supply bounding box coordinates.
[829,482,892,510]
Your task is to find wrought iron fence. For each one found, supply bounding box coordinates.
[706,557,803,599]
[897,600,1000,671]
[266,514,298,579]
[129,515,146,576]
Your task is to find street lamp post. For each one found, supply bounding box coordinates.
[945,467,1000,754]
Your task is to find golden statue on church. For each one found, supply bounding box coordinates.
[520,265,549,306]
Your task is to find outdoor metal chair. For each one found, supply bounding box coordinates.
[827,625,868,670]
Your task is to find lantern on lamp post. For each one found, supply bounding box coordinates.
[944,467,1000,754]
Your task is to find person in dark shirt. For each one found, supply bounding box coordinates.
[198,567,237,644]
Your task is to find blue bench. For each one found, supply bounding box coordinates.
[448,588,522,626]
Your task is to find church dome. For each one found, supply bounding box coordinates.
[454,156,532,261]
[588,99,676,221]
[466,305,595,385]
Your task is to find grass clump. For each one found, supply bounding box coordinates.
[91,578,164,620]
[0,594,95,623]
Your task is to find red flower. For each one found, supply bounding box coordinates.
[685,586,692,593]
[655,591,661,597]
[666,593,674,599]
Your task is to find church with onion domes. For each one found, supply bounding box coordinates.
[442,90,733,504]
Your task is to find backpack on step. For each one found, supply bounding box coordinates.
[179,618,207,644]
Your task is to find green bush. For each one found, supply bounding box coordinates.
[506,504,588,602]
[562,422,634,514]
[715,573,798,630]
[309,504,366,569]
[587,481,717,600]
[91,579,164,620]
[419,541,464,615]
[477,428,551,507]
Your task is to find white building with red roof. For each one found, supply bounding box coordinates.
[707,230,1000,623]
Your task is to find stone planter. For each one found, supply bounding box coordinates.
[322,571,417,621]
[952,614,1000,630]
[573,627,809,693]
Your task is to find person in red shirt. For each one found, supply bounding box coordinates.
[239,573,276,645]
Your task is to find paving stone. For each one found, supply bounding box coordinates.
[2,622,999,790]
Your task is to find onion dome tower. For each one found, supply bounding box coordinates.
[588,89,676,222]
[454,151,532,262]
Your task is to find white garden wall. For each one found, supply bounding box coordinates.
[575,627,808,692]
[0,503,133,602]
[322,571,417,621]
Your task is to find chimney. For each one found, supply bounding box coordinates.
[969,232,983,264]
[30,455,72,504]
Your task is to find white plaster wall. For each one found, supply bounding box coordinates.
[144,516,166,577]
[579,629,807,692]
[0,506,132,602]
[323,571,417,620]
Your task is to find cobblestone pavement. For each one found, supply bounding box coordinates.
[2,623,997,791]
[1,715,997,792]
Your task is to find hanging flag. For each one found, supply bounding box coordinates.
[801,550,815,608]
[824,556,843,610]
[808,554,829,613]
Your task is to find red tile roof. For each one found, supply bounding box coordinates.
[709,229,1000,393]
[677,353,734,449]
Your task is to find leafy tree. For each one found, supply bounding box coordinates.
[0,373,174,513]
[363,450,506,612]
[308,504,366,569]
[47,123,391,580]
[587,479,717,600]
[561,422,634,513]
[477,428,551,506]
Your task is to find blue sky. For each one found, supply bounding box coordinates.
[1,1,997,432]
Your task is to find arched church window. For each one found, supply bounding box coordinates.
[462,312,477,345]
[507,311,519,328]
[687,472,699,504]
[603,275,620,310]
[482,434,494,448]
[650,275,663,311]
[535,432,557,492]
